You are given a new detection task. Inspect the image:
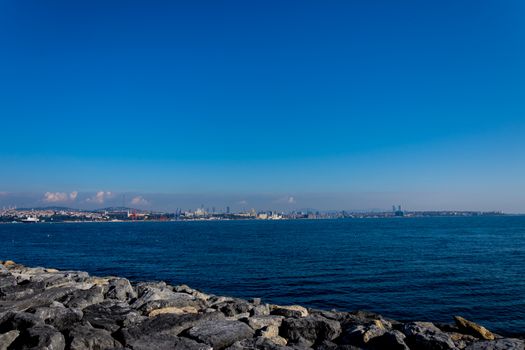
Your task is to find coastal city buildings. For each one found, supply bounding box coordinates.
[0,206,504,223]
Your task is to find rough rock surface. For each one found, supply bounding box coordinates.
[0,261,522,350]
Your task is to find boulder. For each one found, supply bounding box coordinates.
[117,311,225,346]
[136,295,202,315]
[31,303,83,331]
[0,311,41,332]
[465,338,524,350]
[226,337,296,350]
[454,316,495,340]
[148,306,199,317]
[257,325,288,346]
[270,305,309,318]
[184,320,255,349]
[61,285,105,309]
[83,302,141,333]
[280,314,342,347]
[341,320,387,346]
[132,284,199,310]
[402,322,456,350]
[129,334,213,350]
[241,315,284,330]
[251,304,271,316]
[68,324,122,350]
[217,299,253,317]
[0,330,20,350]
[0,286,79,313]
[105,278,137,301]
[14,324,66,350]
[367,330,410,350]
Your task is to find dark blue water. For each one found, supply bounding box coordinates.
[1,217,524,335]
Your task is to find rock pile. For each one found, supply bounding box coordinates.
[0,261,523,350]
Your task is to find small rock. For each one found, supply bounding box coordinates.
[0,330,20,350]
[454,316,495,340]
[3,261,16,268]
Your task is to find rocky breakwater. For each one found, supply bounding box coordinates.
[0,261,523,350]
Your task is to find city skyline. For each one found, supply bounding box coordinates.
[0,190,521,214]
[1,1,525,212]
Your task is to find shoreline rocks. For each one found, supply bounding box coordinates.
[0,260,523,350]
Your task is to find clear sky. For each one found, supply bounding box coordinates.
[1,1,525,212]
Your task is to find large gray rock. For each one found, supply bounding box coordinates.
[61,285,105,309]
[402,322,457,350]
[367,330,410,350]
[226,337,296,350]
[216,299,253,317]
[465,338,524,350]
[118,311,225,346]
[127,334,212,350]
[105,278,137,301]
[136,294,202,315]
[31,302,83,331]
[241,315,284,330]
[185,320,255,349]
[68,324,122,350]
[0,311,41,332]
[83,302,142,333]
[0,330,20,350]
[454,316,495,340]
[132,284,201,311]
[0,285,79,314]
[280,315,342,347]
[14,325,66,350]
[341,321,387,346]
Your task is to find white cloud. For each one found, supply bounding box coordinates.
[69,191,78,201]
[86,191,113,204]
[43,191,79,203]
[43,192,68,202]
[274,195,296,204]
[131,196,150,206]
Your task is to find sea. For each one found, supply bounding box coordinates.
[1,216,524,335]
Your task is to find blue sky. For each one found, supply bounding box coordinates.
[1,1,524,212]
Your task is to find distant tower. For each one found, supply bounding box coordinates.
[226,206,230,214]
[392,205,396,212]
[398,205,401,211]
